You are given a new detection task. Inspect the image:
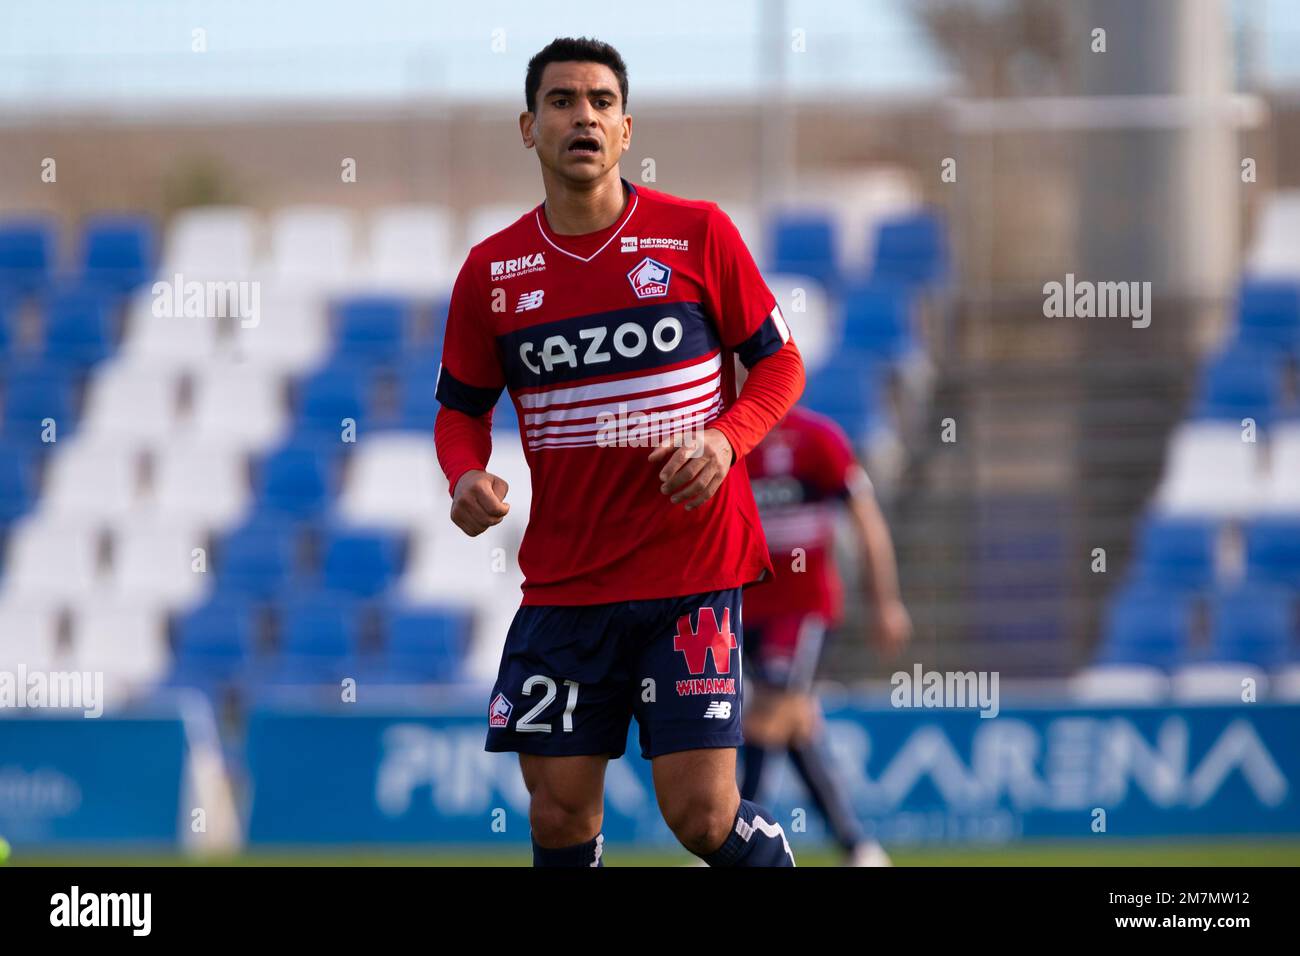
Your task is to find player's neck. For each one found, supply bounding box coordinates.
[540,170,628,236]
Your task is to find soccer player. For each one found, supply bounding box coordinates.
[434,37,806,866]
[740,403,911,865]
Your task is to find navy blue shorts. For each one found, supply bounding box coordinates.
[485,587,745,760]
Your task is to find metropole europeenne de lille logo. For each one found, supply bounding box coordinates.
[627,257,671,298]
[673,607,737,675]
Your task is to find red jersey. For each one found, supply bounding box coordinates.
[434,178,802,606]
[743,405,871,627]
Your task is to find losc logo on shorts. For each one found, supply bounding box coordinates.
[627,257,671,299]
[489,693,513,728]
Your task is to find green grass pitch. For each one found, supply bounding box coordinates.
[10,839,1300,867]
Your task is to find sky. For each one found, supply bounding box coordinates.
[0,0,1293,107]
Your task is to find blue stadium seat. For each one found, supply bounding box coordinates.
[0,296,12,357]
[2,361,76,447]
[257,441,338,518]
[268,591,362,683]
[839,281,916,363]
[42,287,116,367]
[770,213,838,288]
[1206,586,1294,668]
[334,296,411,365]
[0,448,35,527]
[1246,518,1300,588]
[800,355,887,445]
[1097,585,1192,669]
[1131,516,1218,591]
[296,362,371,437]
[0,218,55,294]
[1236,279,1300,354]
[870,211,948,287]
[170,598,258,688]
[320,528,405,598]
[217,519,299,600]
[79,214,156,293]
[372,604,471,683]
[1193,344,1282,426]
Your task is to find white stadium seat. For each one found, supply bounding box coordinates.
[2,517,102,603]
[162,206,260,280]
[338,432,443,529]
[466,203,529,250]
[364,205,458,294]
[80,359,181,444]
[120,289,222,366]
[1154,422,1263,517]
[69,599,170,693]
[185,360,289,452]
[763,273,834,370]
[41,436,143,520]
[147,439,251,526]
[401,519,525,605]
[1246,191,1300,277]
[106,519,210,610]
[225,285,330,374]
[1262,424,1300,513]
[267,205,359,289]
[0,599,63,671]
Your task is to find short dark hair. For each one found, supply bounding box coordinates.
[525,37,628,114]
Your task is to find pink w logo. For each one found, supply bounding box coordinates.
[673,607,737,676]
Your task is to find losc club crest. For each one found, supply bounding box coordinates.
[627,257,671,299]
[489,693,513,728]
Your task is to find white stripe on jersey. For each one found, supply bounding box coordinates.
[517,351,722,410]
[770,304,792,343]
[528,397,724,449]
[523,374,721,430]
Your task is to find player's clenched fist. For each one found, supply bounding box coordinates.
[451,469,511,536]
[647,428,734,511]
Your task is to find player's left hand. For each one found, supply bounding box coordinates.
[647,428,734,511]
[871,599,913,662]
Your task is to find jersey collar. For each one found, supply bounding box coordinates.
[533,177,639,264]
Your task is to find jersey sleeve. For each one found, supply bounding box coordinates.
[703,205,793,368]
[435,256,506,417]
[816,417,873,500]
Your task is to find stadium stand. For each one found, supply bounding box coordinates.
[0,198,946,712]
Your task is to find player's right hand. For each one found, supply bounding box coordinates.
[450,469,511,537]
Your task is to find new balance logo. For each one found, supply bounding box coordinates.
[516,290,544,313]
[703,701,732,719]
[673,607,736,676]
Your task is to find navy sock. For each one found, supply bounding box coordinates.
[739,743,767,801]
[789,738,864,852]
[701,799,795,867]
[532,832,605,867]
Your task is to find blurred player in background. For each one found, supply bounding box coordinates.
[434,37,806,867]
[741,403,912,866]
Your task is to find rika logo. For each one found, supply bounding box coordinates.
[489,693,513,728]
[627,257,671,299]
[673,607,737,676]
[490,252,546,281]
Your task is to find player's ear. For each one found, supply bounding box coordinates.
[519,111,536,149]
[621,113,632,150]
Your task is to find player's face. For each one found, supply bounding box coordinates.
[521,61,631,185]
